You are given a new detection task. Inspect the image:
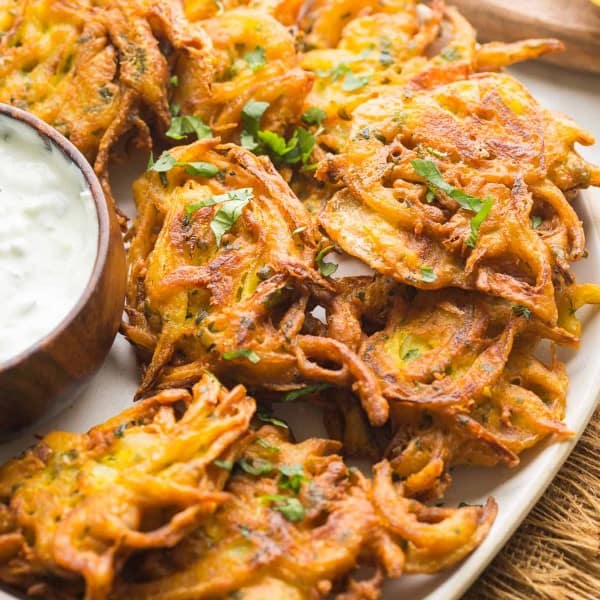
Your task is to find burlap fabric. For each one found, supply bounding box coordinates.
[463,408,600,599]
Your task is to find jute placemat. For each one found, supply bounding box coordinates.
[463,407,600,599]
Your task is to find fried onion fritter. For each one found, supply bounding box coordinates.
[317,73,600,325]
[112,426,496,599]
[0,376,254,600]
[0,0,207,208]
[123,139,388,424]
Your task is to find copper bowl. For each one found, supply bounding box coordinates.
[0,104,126,435]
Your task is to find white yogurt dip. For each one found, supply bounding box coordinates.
[0,114,98,363]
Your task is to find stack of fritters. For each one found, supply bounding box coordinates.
[0,0,599,598]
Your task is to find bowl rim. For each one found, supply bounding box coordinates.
[0,103,110,371]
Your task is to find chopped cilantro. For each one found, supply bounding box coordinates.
[241,100,315,165]
[316,245,338,277]
[222,347,260,363]
[169,75,179,87]
[425,146,448,159]
[260,495,305,522]
[257,411,288,429]
[243,46,266,71]
[281,384,331,402]
[403,348,420,362]
[278,464,308,494]
[342,71,371,91]
[411,159,493,247]
[166,115,212,141]
[531,215,543,229]
[214,459,233,470]
[421,266,437,283]
[148,151,218,178]
[301,106,327,127]
[466,196,493,248]
[512,305,532,320]
[238,458,273,476]
[255,438,280,452]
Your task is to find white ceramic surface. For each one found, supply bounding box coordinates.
[0,62,598,600]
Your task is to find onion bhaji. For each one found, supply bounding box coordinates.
[0,0,208,205]
[123,140,387,424]
[0,376,254,600]
[113,425,496,599]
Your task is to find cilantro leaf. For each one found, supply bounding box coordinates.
[512,305,532,320]
[182,161,219,177]
[260,495,305,522]
[244,46,266,71]
[214,459,233,470]
[420,265,437,283]
[301,107,327,126]
[402,348,420,362]
[149,151,218,179]
[166,115,212,141]
[148,151,177,172]
[222,347,260,363]
[411,159,493,246]
[255,438,280,452]
[257,411,288,429]
[238,458,273,476]
[425,146,448,159]
[281,384,331,402]
[342,71,371,91]
[411,159,484,211]
[241,100,316,166]
[316,245,338,277]
[242,100,269,139]
[278,464,308,494]
[531,215,542,229]
[466,196,493,248]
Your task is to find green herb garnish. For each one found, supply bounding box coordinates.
[420,266,437,283]
[222,347,260,363]
[411,159,493,247]
[243,46,266,71]
[238,458,273,476]
[214,459,233,470]
[531,215,542,229]
[466,196,493,248]
[316,50,372,92]
[379,37,393,66]
[148,151,218,179]
[260,495,305,522]
[278,464,308,494]
[281,384,331,402]
[241,101,315,165]
[255,438,280,452]
[316,245,338,277]
[301,106,327,127]
[166,115,212,141]
[257,411,288,429]
[403,348,420,362]
[512,305,532,320]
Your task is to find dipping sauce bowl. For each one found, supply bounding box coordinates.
[0,104,125,435]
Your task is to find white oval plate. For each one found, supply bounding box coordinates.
[0,63,598,600]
